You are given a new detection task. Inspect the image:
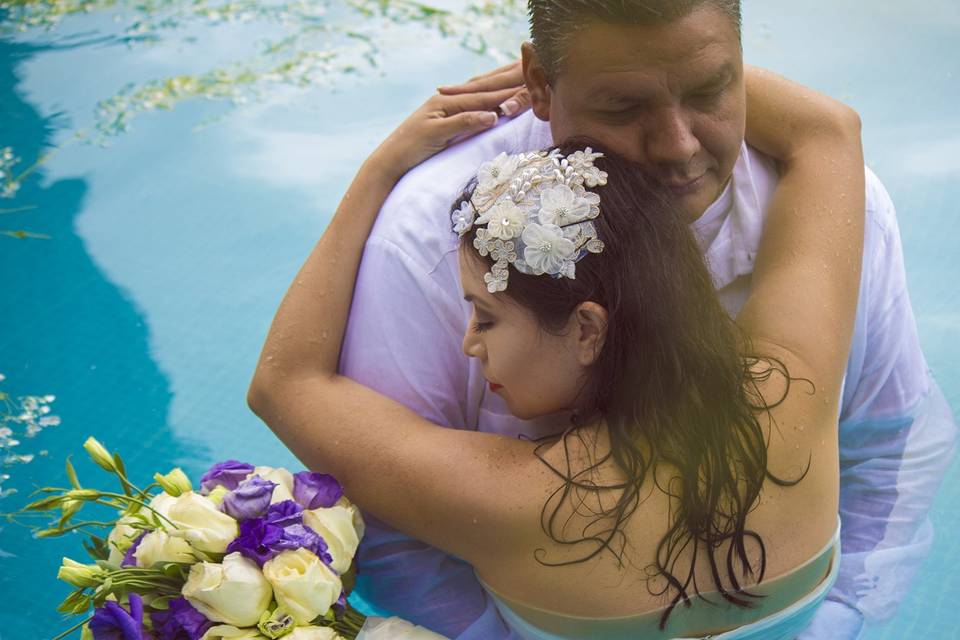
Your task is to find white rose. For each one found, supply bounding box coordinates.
[263,548,342,625]
[106,517,140,565]
[166,492,238,554]
[356,617,449,640]
[149,491,178,521]
[134,529,196,567]
[287,627,342,640]
[182,552,273,627]
[201,625,267,640]
[302,506,361,574]
[334,496,365,541]
[249,466,295,504]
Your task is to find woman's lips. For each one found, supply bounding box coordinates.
[489,382,503,393]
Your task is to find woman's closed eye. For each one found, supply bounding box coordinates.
[472,321,493,334]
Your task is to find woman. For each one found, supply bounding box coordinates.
[247,66,863,639]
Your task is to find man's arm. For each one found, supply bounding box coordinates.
[799,172,958,639]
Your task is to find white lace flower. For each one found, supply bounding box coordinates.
[472,228,496,257]
[521,223,576,275]
[489,239,517,263]
[476,152,522,194]
[480,201,527,240]
[484,267,509,293]
[538,185,597,226]
[451,201,476,235]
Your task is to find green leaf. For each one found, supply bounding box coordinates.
[25,494,64,511]
[83,535,109,562]
[65,456,81,489]
[56,589,91,615]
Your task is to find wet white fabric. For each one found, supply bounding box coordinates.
[339,110,957,640]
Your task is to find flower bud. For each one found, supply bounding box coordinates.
[206,484,230,506]
[67,489,101,501]
[154,468,193,497]
[83,437,116,472]
[257,605,295,639]
[60,499,83,521]
[287,627,341,640]
[262,548,341,625]
[58,557,103,588]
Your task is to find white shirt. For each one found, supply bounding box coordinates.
[340,111,956,639]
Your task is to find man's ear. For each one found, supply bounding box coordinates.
[573,302,608,366]
[521,42,552,122]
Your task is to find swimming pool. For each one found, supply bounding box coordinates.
[1,1,956,638]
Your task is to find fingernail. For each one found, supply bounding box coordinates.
[499,99,519,116]
[480,112,498,126]
[437,85,451,93]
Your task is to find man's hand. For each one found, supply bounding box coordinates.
[438,60,532,118]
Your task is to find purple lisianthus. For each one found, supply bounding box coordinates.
[265,500,303,528]
[226,518,284,566]
[199,459,254,494]
[274,523,333,566]
[292,471,343,510]
[89,592,145,640]
[121,532,147,568]
[220,475,277,521]
[149,598,213,640]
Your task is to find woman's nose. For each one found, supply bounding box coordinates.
[462,330,482,359]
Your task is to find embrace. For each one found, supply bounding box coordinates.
[247,2,956,639]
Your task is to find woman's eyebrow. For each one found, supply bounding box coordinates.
[463,294,492,311]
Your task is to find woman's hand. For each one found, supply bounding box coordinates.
[371,82,516,180]
[438,60,532,118]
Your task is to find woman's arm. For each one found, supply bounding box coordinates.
[737,67,865,419]
[247,90,548,567]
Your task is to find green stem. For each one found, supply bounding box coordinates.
[93,494,179,529]
[50,615,92,640]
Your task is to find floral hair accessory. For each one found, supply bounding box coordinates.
[456,148,607,293]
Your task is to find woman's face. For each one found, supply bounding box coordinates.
[458,248,588,420]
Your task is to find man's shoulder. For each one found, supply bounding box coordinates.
[739,144,898,232]
[368,112,551,271]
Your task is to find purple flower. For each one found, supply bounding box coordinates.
[149,598,213,640]
[220,476,277,521]
[121,532,147,568]
[274,523,333,566]
[292,472,343,510]
[226,518,284,566]
[199,460,254,494]
[265,500,303,528]
[89,593,144,640]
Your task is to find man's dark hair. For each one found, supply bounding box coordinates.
[528,0,743,81]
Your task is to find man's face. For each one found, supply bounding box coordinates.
[525,5,746,222]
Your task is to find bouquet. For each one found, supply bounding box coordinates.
[11,437,446,640]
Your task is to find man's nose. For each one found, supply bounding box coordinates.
[644,107,700,170]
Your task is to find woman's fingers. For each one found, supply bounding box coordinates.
[435,86,522,116]
[437,110,500,144]
[438,60,523,95]
[496,87,532,117]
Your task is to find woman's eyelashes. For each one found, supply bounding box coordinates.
[472,321,493,334]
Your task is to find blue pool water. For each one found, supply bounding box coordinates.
[1,1,957,638]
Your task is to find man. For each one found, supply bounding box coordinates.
[340,1,956,638]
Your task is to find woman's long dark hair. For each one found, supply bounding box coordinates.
[455,140,806,627]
